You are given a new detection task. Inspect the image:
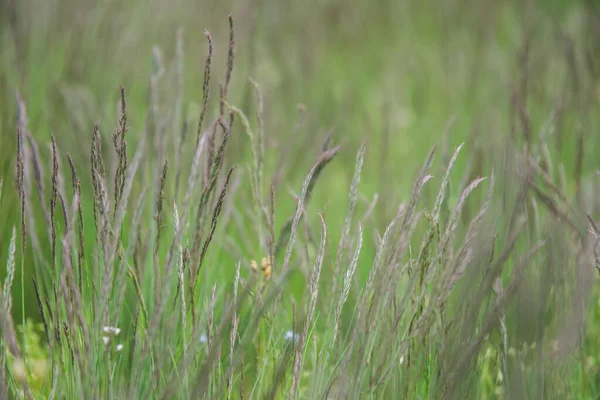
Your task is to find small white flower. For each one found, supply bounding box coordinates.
[116,344,124,352]
[103,336,110,346]
[399,355,405,365]
[103,326,121,336]
[200,334,208,344]
[284,331,299,343]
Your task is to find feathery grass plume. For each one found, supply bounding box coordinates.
[16,121,27,311]
[90,123,101,235]
[224,15,235,100]
[189,165,237,326]
[3,226,16,314]
[451,172,496,270]
[274,145,340,258]
[290,213,327,398]
[332,141,367,299]
[331,224,363,347]
[190,118,231,284]
[68,154,85,291]
[227,261,241,400]
[434,143,464,223]
[196,30,213,148]
[112,86,128,221]
[194,118,231,231]
[49,136,60,340]
[154,158,168,259]
[90,122,111,254]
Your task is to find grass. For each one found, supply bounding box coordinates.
[2,0,600,398]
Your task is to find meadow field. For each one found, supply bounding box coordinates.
[1,0,600,398]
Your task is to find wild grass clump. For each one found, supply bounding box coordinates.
[1,9,600,400]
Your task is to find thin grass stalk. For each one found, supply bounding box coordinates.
[50,135,59,337]
[273,145,340,259]
[227,261,242,400]
[196,31,213,148]
[332,142,367,300]
[112,86,128,221]
[188,165,236,328]
[290,213,327,397]
[331,224,363,348]
[67,154,86,292]
[113,188,148,324]
[100,137,144,327]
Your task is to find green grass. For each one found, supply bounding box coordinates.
[1,0,600,398]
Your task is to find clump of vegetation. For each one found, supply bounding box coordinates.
[1,3,600,399]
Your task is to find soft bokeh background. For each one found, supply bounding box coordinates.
[1,0,600,325]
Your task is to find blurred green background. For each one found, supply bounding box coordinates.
[1,0,600,321]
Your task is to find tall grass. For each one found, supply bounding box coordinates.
[2,1,600,399]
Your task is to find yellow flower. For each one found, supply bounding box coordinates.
[261,257,272,280]
[251,257,272,279]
